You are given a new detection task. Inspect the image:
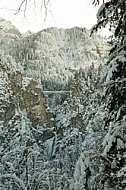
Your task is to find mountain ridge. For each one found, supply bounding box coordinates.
[2,23,109,91]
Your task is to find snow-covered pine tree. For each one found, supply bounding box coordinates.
[92,0,126,120]
[92,0,126,189]
[0,108,52,190]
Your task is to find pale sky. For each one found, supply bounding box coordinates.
[0,0,109,35]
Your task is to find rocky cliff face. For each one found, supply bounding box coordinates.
[0,52,47,127]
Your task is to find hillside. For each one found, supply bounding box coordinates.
[3,25,109,91]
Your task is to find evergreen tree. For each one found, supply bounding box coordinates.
[92,0,126,121]
[92,1,126,189]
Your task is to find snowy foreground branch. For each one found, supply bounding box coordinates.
[1,174,27,190]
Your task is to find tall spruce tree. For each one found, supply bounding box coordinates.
[92,0,126,120]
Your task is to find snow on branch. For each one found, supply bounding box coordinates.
[106,63,118,82]
[1,174,26,190]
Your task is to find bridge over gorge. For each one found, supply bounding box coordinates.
[43,91,71,108]
[43,91,71,94]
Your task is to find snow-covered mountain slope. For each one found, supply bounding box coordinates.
[0,17,21,59]
[0,17,109,90]
[0,17,21,36]
[6,26,109,90]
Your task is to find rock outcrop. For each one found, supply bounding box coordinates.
[0,52,47,127]
[0,17,21,37]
